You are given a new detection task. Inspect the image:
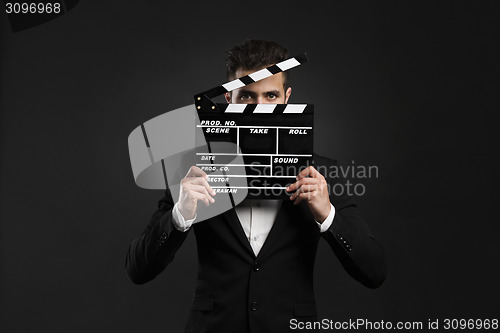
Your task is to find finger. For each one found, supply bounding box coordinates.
[185,165,208,179]
[296,166,321,180]
[295,169,307,181]
[185,176,216,196]
[294,192,312,205]
[190,190,211,207]
[296,166,313,180]
[190,184,215,203]
[287,177,318,192]
[290,184,317,200]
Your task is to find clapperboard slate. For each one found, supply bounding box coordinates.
[194,54,313,199]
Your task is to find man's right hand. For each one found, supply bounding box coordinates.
[177,166,216,220]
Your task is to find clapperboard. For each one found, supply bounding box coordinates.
[193,54,313,199]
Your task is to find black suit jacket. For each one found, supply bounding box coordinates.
[125,155,387,333]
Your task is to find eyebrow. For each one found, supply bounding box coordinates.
[265,90,281,96]
[236,89,282,97]
[236,89,257,97]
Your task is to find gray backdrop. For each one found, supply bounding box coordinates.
[1,1,499,332]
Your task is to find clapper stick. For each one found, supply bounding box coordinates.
[195,53,309,103]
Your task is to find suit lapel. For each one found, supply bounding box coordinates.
[222,208,255,258]
[255,200,292,261]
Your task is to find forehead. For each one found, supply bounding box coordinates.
[234,69,285,92]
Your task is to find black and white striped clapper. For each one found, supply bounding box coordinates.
[194,54,313,199]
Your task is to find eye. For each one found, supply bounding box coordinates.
[239,94,253,101]
[266,92,279,100]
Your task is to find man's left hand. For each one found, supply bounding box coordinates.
[286,166,331,223]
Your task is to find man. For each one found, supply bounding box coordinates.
[126,39,387,333]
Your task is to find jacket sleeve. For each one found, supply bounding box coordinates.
[318,158,388,288]
[125,188,190,284]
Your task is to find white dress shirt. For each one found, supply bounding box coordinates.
[172,200,335,256]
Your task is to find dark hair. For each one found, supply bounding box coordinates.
[226,39,290,89]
